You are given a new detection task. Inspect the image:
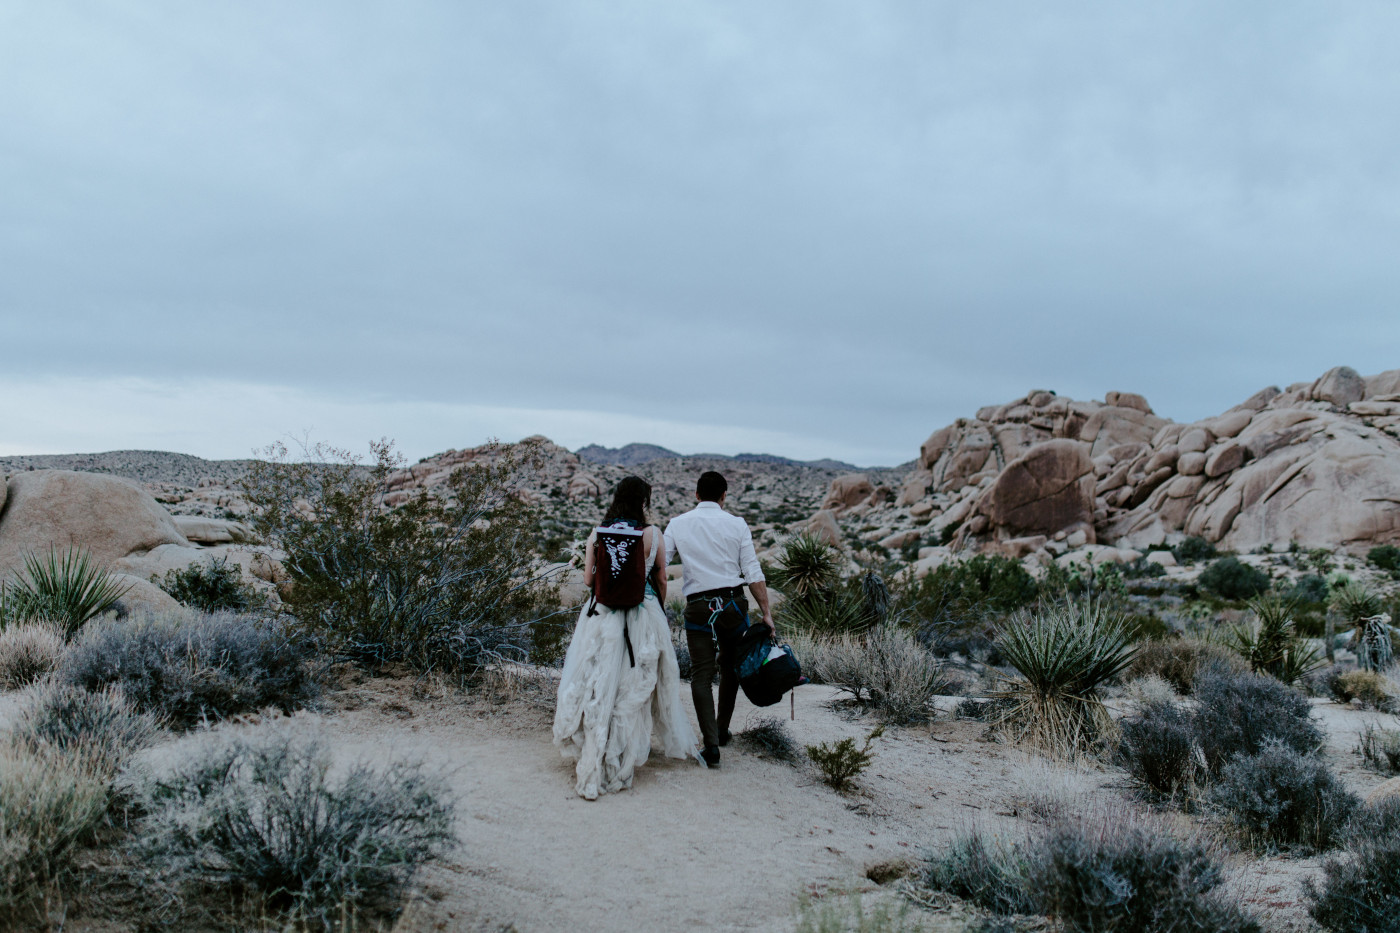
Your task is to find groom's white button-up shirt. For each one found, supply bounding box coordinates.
[663,501,765,598]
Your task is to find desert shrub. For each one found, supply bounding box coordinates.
[1209,743,1359,852]
[133,731,455,929]
[954,697,1013,721]
[1199,557,1270,601]
[58,611,316,728]
[992,600,1136,756]
[1124,638,1247,695]
[1036,819,1261,932]
[1230,594,1321,685]
[923,831,1041,916]
[807,724,884,791]
[792,890,934,933]
[1122,556,1168,580]
[0,745,109,921]
[1368,544,1400,573]
[1118,700,1201,798]
[1173,536,1219,564]
[241,438,558,679]
[1193,669,1322,772]
[1331,670,1394,710]
[817,627,950,724]
[1289,573,1331,604]
[0,622,65,688]
[672,629,693,680]
[9,683,159,781]
[1308,798,1400,932]
[768,533,841,602]
[736,717,799,762]
[0,546,129,640]
[1357,723,1400,773]
[157,556,264,613]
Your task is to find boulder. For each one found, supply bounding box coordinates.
[1079,407,1166,457]
[1310,365,1366,407]
[822,474,874,513]
[895,469,932,507]
[1177,427,1215,454]
[1234,385,1282,412]
[1204,440,1247,478]
[1365,369,1400,399]
[1177,452,1207,476]
[567,472,602,499]
[171,516,256,545]
[879,529,921,550]
[975,440,1095,539]
[1104,391,1153,413]
[1145,550,1177,568]
[1207,410,1254,439]
[1365,775,1400,807]
[110,573,183,616]
[805,509,843,548]
[0,471,190,576]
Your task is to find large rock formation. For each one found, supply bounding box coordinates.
[820,367,1400,559]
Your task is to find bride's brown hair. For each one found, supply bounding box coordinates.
[602,475,652,526]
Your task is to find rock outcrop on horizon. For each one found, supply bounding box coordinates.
[817,365,1400,564]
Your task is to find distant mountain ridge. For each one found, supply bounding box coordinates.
[576,443,862,472]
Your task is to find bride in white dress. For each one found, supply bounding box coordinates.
[552,476,702,799]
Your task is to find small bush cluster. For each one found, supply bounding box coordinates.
[1118,700,1201,797]
[58,611,317,728]
[813,627,950,724]
[1208,743,1359,851]
[735,717,799,762]
[10,682,160,781]
[0,621,65,687]
[133,732,455,929]
[792,890,934,933]
[1367,544,1400,573]
[1124,638,1246,694]
[1357,723,1400,773]
[924,817,1259,932]
[1199,557,1271,601]
[1330,669,1394,710]
[1193,669,1322,771]
[1308,799,1400,932]
[156,556,265,613]
[0,745,110,921]
[1173,536,1219,564]
[807,725,884,791]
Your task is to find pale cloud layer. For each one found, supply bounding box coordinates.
[3,3,1398,465]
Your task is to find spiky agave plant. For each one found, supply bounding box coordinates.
[1331,579,1384,624]
[1231,593,1321,685]
[992,599,1137,757]
[768,533,840,603]
[4,547,130,640]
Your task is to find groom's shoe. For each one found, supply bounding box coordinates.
[719,729,732,747]
[701,745,721,768]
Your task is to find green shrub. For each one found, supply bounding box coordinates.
[0,745,109,922]
[1308,799,1400,932]
[1194,670,1322,772]
[814,627,950,724]
[1118,700,1201,798]
[992,600,1136,756]
[156,556,264,613]
[1367,544,1400,573]
[1173,536,1219,564]
[58,612,316,729]
[0,622,65,688]
[1230,594,1321,685]
[924,831,1041,916]
[1357,723,1400,773]
[0,546,129,640]
[1036,820,1260,932]
[1209,743,1359,852]
[241,438,558,679]
[1289,574,1330,604]
[806,725,884,791]
[1124,638,1247,695]
[9,683,159,782]
[133,731,455,929]
[1199,557,1270,601]
[891,554,1039,629]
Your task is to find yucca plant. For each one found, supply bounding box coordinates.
[776,588,870,636]
[768,533,840,603]
[3,547,130,640]
[1330,579,1384,624]
[992,599,1137,757]
[1231,594,1321,686]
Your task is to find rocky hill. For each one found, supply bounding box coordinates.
[576,443,863,472]
[803,365,1400,573]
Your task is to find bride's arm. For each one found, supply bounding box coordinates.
[583,530,597,587]
[650,527,667,604]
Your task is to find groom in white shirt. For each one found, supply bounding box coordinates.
[664,471,774,767]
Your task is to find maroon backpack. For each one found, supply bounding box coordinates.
[587,522,653,666]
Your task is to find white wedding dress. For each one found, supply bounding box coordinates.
[553,527,701,799]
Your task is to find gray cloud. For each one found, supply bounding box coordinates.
[3,2,1399,465]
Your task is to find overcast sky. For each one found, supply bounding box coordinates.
[3,2,1398,466]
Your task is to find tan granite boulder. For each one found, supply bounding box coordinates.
[975,440,1095,539]
[822,473,874,513]
[0,470,189,576]
[805,509,843,548]
[1310,365,1366,407]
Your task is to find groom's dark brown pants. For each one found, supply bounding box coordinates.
[684,594,748,748]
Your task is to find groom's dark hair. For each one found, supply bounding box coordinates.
[696,471,728,502]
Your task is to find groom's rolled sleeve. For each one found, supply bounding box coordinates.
[738,530,764,584]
